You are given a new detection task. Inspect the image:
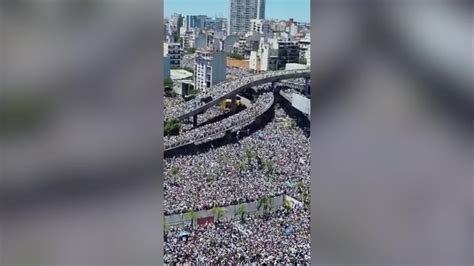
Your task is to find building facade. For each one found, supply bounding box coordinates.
[277,40,300,69]
[249,19,270,34]
[164,42,183,68]
[164,55,171,78]
[229,0,265,34]
[194,51,226,91]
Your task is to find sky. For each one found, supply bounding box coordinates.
[164,0,310,23]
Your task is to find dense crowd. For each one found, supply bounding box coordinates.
[226,66,251,77]
[277,78,309,91]
[164,206,310,265]
[164,92,274,149]
[164,106,310,214]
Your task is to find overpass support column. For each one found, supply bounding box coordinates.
[193,114,198,127]
[271,81,276,91]
[231,96,237,113]
[304,78,310,96]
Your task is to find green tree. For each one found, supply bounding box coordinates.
[283,197,292,211]
[228,53,244,60]
[211,206,225,223]
[169,165,179,176]
[186,47,197,54]
[188,88,199,96]
[237,204,246,222]
[265,159,274,174]
[245,147,255,164]
[297,181,306,194]
[257,196,272,215]
[184,209,198,228]
[298,57,307,65]
[164,118,181,136]
[164,77,173,88]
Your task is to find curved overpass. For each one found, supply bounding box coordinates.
[164,92,275,151]
[176,69,310,120]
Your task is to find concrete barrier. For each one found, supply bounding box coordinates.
[164,195,285,228]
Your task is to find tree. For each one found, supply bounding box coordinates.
[211,206,225,223]
[297,180,306,194]
[265,159,274,174]
[283,197,292,211]
[169,165,179,176]
[228,53,244,60]
[186,47,197,54]
[237,204,246,222]
[236,160,247,175]
[164,118,181,136]
[257,196,272,215]
[188,88,199,96]
[298,57,307,65]
[184,209,198,228]
[296,181,310,206]
[245,147,255,164]
[164,77,173,88]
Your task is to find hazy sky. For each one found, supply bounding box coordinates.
[164,0,311,23]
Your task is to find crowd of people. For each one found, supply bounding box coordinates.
[163,69,311,264]
[164,92,275,149]
[226,66,251,78]
[164,106,310,214]
[164,206,310,265]
[277,78,308,91]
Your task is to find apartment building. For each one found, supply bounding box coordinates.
[194,50,226,91]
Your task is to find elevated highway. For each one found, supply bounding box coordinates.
[176,69,310,121]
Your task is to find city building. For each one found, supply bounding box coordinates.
[181,32,195,50]
[249,51,258,70]
[164,55,171,78]
[249,19,270,34]
[260,43,278,71]
[164,42,183,68]
[194,33,207,49]
[277,40,300,69]
[194,50,226,91]
[169,13,183,37]
[223,35,240,53]
[298,37,311,64]
[182,15,208,32]
[229,0,265,34]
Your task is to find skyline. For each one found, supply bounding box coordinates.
[164,0,310,23]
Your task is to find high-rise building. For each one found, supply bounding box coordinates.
[229,0,265,34]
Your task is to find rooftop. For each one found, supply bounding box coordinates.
[170,69,193,80]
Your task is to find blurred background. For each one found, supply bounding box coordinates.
[1,0,472,265]
[1,0,164,265]
[310,1,472,265]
